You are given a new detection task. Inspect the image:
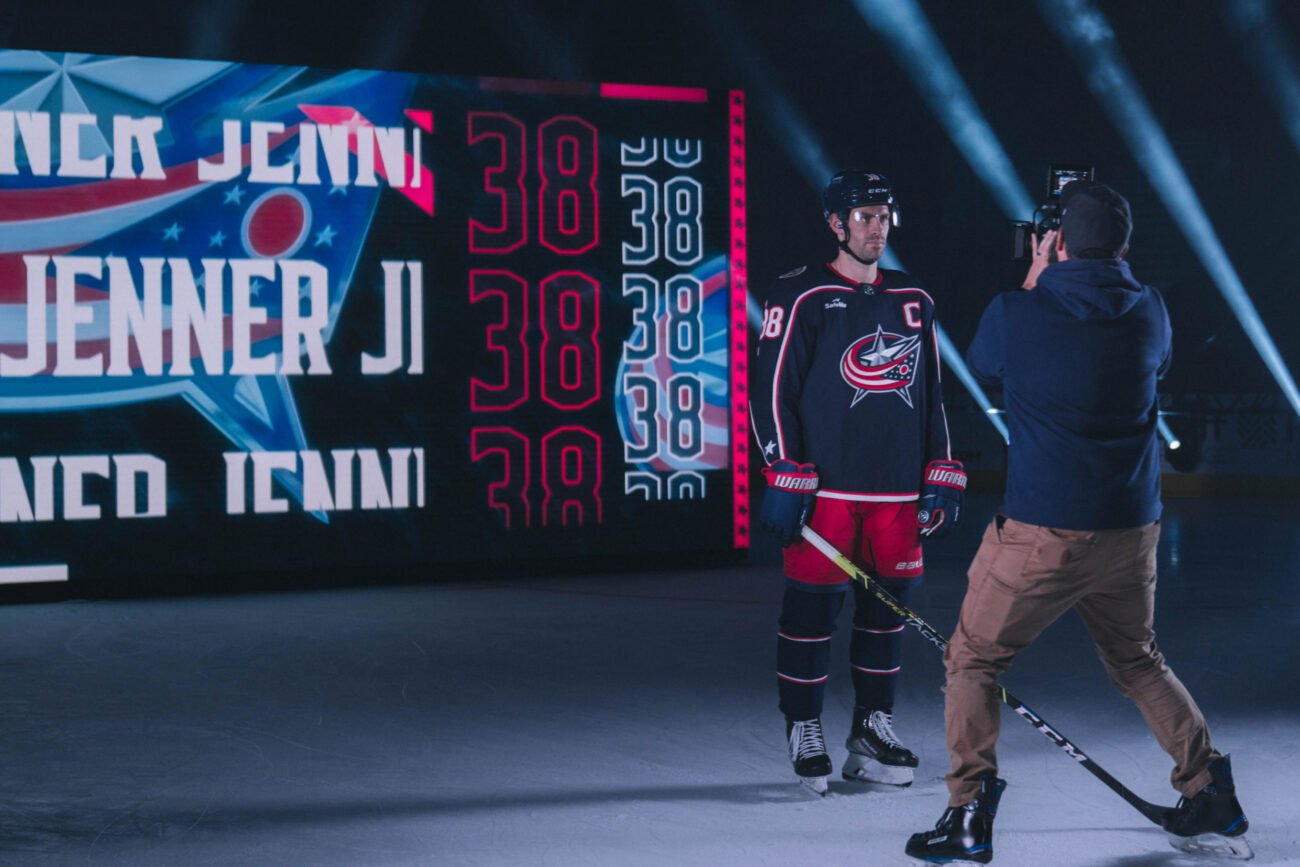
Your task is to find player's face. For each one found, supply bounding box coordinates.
[834,205,891,263]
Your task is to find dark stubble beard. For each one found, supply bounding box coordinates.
[840,237,883,267]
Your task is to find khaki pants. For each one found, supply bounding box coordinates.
[943,516,1218,806]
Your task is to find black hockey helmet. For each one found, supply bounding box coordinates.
[822,169,899,227]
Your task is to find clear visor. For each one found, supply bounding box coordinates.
[850,208,899,227]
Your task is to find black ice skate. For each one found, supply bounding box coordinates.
[786,718,831,796]
[905,774,1006,865]
[1163,755,1253,860]
[843,707,918,786]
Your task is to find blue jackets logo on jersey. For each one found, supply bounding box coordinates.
[840,324,921,408]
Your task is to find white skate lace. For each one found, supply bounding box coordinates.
[789,719,827,761]
[869,711,905,750]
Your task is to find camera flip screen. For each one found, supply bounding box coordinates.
[1048,164,1095,196]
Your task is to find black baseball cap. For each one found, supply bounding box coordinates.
[1059,180,1132,258]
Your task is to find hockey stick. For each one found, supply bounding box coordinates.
[800,524,1170,826]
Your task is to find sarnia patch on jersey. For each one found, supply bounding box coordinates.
[840,324,921,408]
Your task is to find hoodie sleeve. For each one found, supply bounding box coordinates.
[1151,287,1173,379]
[965,294,1009,386]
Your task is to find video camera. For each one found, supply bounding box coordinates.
[1012,164,1094,260]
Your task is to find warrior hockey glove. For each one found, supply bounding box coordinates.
[918,460,966,539]
[760,460,818,548]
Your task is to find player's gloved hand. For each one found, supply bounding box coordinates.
[759,460,818,547]
[918,460,966,539]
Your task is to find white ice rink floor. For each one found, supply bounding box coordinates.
[0,494,1295,866]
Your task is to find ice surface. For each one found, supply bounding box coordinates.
[0,494,1295,865]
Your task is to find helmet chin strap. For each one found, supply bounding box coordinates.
[840,239,881,267]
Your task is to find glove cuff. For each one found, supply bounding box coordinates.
[923,460,967,491]
[763,461,819,493]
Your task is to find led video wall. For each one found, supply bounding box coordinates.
[0,52,748,585]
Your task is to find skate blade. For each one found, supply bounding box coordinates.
[843,753,914,786]
[1167,831,1254,860]
[907,857,985,866]
[797,775,828,796]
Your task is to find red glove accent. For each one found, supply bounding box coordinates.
[763,461,820,493]
[760,460,819,547]
[918,460,965,538]
[922,460,967,491]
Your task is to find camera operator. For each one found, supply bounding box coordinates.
[904,180,1252,863]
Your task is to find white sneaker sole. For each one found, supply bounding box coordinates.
[842,752,914,786]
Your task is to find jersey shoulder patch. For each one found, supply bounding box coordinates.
[778,265,807,279]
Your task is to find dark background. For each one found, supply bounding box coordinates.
[2,0,1299,593]
[5,0,1297,400]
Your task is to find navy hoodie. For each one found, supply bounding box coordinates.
[965,258,1171,530]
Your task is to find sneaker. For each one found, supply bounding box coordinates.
[843,708,918,786]
[787,718,831,795]
[1163,755,1253,860]
[905,774,1006,864]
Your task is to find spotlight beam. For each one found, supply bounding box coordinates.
[678,1,835,336]
[1040,0,1300,420]
[1226,0,1300,155]
[847,0,1196,450]
[850,0,1036,219]
[685,0,835,192]
[1157,416,1181,450]
[685,0,1006,442]
[882,250,1009,443]
[848,0,1052,444]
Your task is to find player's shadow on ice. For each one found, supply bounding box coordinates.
[823,777,946,798]
[0,778,946,851]
[1100,854,1235,867]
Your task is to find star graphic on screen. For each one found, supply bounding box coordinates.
[764,440,776,457]
[162,221,183,241]
[313,225,337,247]
[208,229,226,248]
[223,185,246,205]
[0,53,230,165]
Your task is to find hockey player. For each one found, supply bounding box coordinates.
[751,170,964,795]
[905,180,1251,862]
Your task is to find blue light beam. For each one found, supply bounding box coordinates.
[850,0,1036,219]
[695,0,1021,445]
[1157,416,1181,450]
[686,0,835,192]
[882,250,1009,443]
[845,0,1215,449]
[1040,0,1300,420]
[682,1,837,334]
[1226,0,1300,155]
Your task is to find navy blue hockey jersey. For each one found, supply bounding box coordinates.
[750,264,953,500]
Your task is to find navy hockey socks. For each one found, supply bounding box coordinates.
[777,585,845,720]
[849,578,910,712]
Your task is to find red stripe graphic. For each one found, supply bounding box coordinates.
[729,90,748,549]
[599,83,709,102]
